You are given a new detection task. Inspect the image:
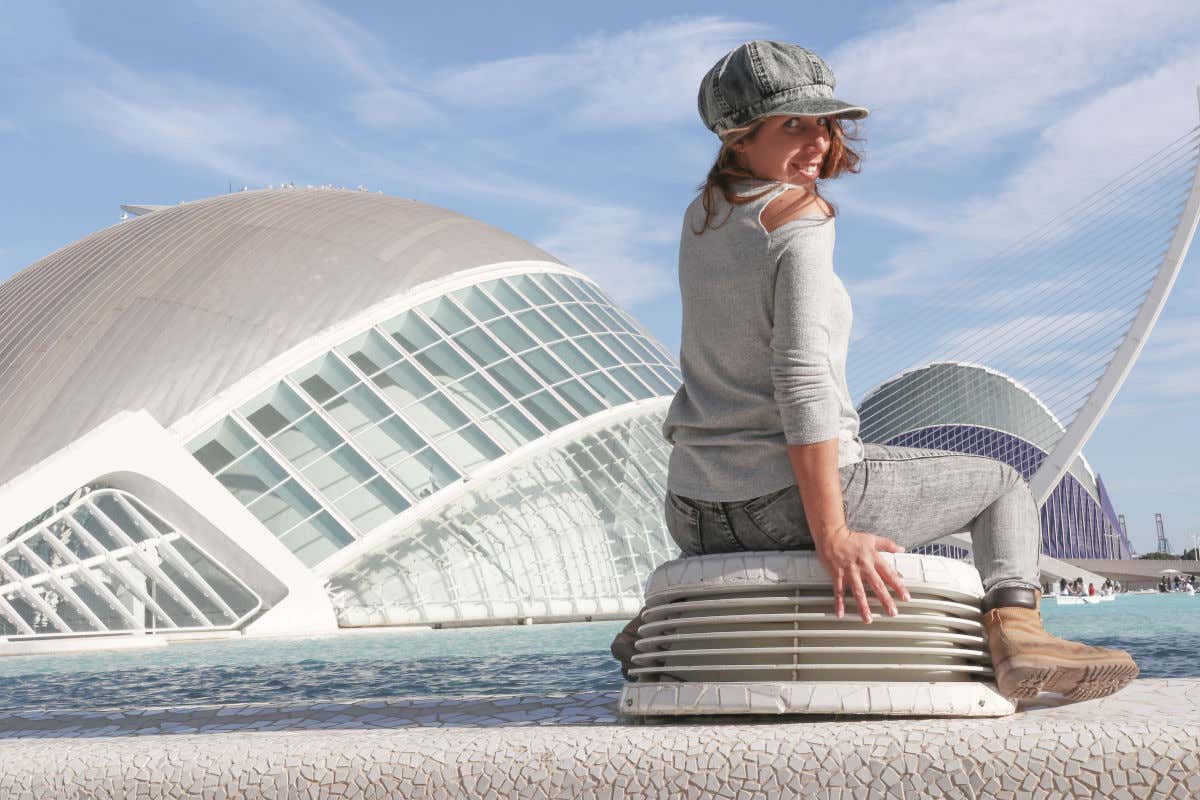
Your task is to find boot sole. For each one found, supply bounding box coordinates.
[995,655,1139,701]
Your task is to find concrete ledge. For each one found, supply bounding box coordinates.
[1,679,1198,798]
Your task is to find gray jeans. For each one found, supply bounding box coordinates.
[664,443,1040,593]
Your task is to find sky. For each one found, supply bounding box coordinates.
[1,0,1198,556]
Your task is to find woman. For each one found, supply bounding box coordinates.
[612,40,1138,703]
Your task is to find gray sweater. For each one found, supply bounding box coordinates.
[662,178,864,501]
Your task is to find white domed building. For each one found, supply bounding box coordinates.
[0,189,681,649]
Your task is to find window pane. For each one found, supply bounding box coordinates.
[405,393,468,438]
[652,365,682,392]
[559,276,593,302]
[247,479,321,536]
[548,339,596,374]
[479,406,541,449]
[566,303,607,334]
[381,311,439,353]
[623,334,660,364]
[487,359,540,398]
[520,349,570,384]
[46,522,95,560]
[437,424,504,470]
[335,477,409,532]
[610,366,655,400]
[94,494,150,542]
[281,512,353,567]
[601,307,636,334]
[520,391,574,430]
[542,304,586,337]
[71,506,121,552]
[599,333,638,363]
[452,373,508,416]
[302,446,377,500]
[4,549,36,578]
[324,384,390,435]
[577,336,618,368]
[453,327,507,367]
[593,305,627,332]
[242,384,310,438]
[490,279,530,312]
[127,497,171,535]
[357,416,426,466]
[583,370,632,405]
[576,279,608,304]
[515,308,561,344]
[271,413,345,469]
[633,364,672,395]
[169,539,259,619]
[554,379,604,416]
[292,354,358,404]
[419,297,473,335]
[511,273,555,306]
[415,341,473,385]
[371,360,434,407]
[539,274,577,303]
[216,449,287,504]
[388,448,460,499]
[190,419,255,474]
[339,330,402,376]
[487,317,536,353]
[451,285,504,322]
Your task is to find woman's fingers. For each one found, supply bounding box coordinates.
[847,564,872,623]
[862,563,898,617]
[874,537,905,554]
[831,570,845,619]
[875,554,912,604]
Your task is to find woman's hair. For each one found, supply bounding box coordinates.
[692,115,864,235]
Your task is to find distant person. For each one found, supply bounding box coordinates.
[611,39,1138,704]
[1088,583,1096,596]
[1059,578,1070,596]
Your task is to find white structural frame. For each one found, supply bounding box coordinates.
[0,487,263,638]
[1028,98,1200,507]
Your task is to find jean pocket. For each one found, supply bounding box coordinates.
[740,485,814,550]
[664,491,703,555]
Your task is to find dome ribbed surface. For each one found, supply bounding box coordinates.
[0,189,560,485]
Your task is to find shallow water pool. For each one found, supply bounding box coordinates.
[0,593,1194,712]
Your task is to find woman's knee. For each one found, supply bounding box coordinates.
[995,460,1025,492]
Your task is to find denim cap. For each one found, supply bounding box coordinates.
[698,41,868,137]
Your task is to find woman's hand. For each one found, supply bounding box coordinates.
[815,526,912,623]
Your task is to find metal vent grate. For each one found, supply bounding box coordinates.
[619,552,1016,717]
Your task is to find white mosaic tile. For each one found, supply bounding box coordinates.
[0,679,1195,797]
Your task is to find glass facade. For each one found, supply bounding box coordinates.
[0,487,261,637]
[327,412,676,626]
[859,362,1133,562]
[188,270,682,569]
[889,425,1132,560]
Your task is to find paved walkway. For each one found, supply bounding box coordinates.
[1,679,1198,798]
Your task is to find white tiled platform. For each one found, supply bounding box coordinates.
[2,679,1199,798]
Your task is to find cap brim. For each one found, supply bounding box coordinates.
[766,97,869,120]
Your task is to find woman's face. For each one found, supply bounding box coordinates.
[733,114,832,185]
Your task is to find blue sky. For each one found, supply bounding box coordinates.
[2,0,1199,555]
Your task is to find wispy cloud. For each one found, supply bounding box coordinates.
[69,78,297,185]
[832,0,1200,169]
[848,47,1200,301]
[199,0,444,130]
[430,16,765,129]
[535,205,677,308]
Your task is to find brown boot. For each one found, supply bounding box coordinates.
[610,613,642,682]
[982,586,1138,702]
